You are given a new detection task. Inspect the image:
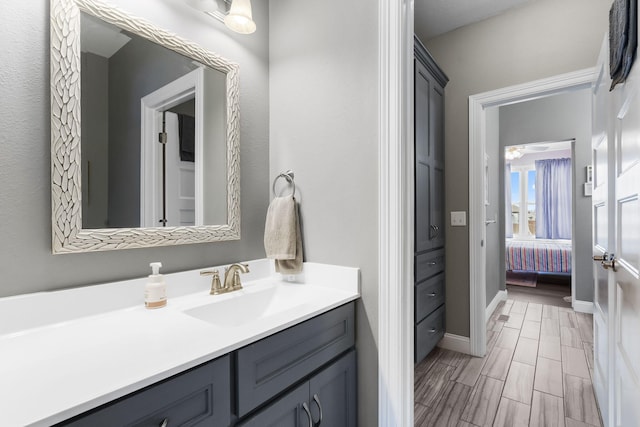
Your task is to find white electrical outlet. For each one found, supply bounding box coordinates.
[451,211,467,226]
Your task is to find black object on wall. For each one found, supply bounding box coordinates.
[609,0,638,90]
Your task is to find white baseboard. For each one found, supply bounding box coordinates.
[438,333,471,354]
[573,300,594,314]
[486,290,508,322]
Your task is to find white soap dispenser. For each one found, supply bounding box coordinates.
[145,262,167,309]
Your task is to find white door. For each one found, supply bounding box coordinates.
[164,112,195,227]
[592,36,640,427]
[611,60,640,427]
[591,38,613,426]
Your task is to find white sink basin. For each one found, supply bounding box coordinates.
[183,283,314,328]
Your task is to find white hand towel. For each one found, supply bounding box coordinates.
[264,195,303,274]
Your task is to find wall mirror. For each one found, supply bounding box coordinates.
[51,0,240,253]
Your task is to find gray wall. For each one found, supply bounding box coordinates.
[269,0,379,425]
[499,89,594,302]
[81,52,110,228]
[203,69,227,226]
[425,0,610,336]
[485,107,501,305]
[0,0,269,297]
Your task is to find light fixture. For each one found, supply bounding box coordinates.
[505,146,524,160]
[190,0,256,35]
[224,0,256,34]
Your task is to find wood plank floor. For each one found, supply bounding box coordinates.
[415,299,603,427]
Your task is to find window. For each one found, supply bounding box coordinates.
[510,167,536,238]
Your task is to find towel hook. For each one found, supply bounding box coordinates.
[272,170,296,198]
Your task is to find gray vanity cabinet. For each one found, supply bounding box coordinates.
[56,303,356,426]
[59,355,231,427]
[237,350,357,427]
[414,36,448,364]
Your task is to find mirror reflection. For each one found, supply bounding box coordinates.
[80,12,227,229]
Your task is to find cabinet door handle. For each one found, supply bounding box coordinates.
[430,224,440,239]
[302,402,313,427]
[159,418,169,427]
[428,328,437,333]
[312,394,323,426]
[427,292,437,297]
[426,261,437,266]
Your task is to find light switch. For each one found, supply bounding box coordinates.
[451,211,467,226]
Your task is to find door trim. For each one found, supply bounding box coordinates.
[377,0,414,425]
[573,300,595,314]
[468,68,598,356]
[377,0,414,427]
[438,333,472,353]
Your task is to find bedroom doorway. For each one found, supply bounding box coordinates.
[503,140,574,309]
[468,68,597,356]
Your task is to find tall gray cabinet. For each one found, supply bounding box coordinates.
[414,37,448,364]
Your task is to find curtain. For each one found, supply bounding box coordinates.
[535,158,572,239]
[505,163,512,238]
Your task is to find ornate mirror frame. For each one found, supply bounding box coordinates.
[50,0,241,254]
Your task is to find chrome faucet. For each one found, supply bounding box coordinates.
[223,263,250,291]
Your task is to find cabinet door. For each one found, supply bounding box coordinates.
[415,59,433,253]
[236,383,310,427]
[238,351,357,427]
[429,82,445,248]
[429,159,445,249]
[415,60,445,252]
[309,350,357,427]
[60,356,230,427]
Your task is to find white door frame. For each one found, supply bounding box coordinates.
[140,68,204,227]
[377,0,414,425]
[468,68,597,356]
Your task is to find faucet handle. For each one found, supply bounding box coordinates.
[200,269,225,295]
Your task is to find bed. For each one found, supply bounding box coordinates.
[505,239,572,273]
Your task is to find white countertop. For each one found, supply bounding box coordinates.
[0,260,360,426]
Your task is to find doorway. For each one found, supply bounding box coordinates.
[140,67,205,228]
[468,68,598,357]
[503,140,574,309]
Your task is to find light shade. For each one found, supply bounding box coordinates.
[224,0,256,34]
[505,147,524,160]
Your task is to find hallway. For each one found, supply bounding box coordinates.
[414,299,602,426]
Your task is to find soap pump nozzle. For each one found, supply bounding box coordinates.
[150,262,162,275]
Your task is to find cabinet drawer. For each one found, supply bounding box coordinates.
[60,355,231,427]
[236,302,355,417]
[415,273,445,323]
[415,249,445,282]
[415,305,445,363]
